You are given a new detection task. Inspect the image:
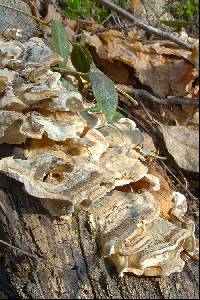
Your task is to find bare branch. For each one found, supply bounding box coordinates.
[0,239,42,260]
[94,0,193,50]
[116,86,138,106]
[117,85,199,107]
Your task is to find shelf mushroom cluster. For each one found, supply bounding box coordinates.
[0,34,198,277]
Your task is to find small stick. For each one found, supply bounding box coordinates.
[117,85,199,107]
[52,67,86,76]
[0,3,50,26]
[0,239,71,270]
[160,161,198,201]
[140,102,157,125]
[100,12,114,26]
[0,239,42,260]
[116,86,138,106]
[91,23,139,35]
[94,0,193,50]
[150,154,167,160]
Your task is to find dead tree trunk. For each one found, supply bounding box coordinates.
[0,145,199,299]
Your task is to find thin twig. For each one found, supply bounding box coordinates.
[92,21,197,36]
[150,154,167,160]
[117,85,199,107]
[0,239,70,270]
[91,22,140,35]
[94,0,193,50]
[116,86,138,106]
[0,3,50,26]
[0,239,42,260]
[140,102,157,125]
[160,161,198,200]
[52,67,86,76]
[100,12,114,26]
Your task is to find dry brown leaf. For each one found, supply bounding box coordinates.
[63,19,78,32]
[148,40,196,63]
[159,124,199,172]
[94,59,129,84]
[131,0,142,12]
[43,3,62,23]
[27,0,42,19]
[86,31,198,98]
[40,4,76,41]
[181,85,199,123]
[40,3,63,35]
[84,31,108,60]
[188,110,199,126]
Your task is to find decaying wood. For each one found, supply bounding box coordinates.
[0,145,199,299]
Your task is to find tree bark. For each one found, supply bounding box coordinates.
[0,145,199,299]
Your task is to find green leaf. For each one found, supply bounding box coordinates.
[89,105,103,113]
[51,20,70,68]
[89,65,118,122]
[61,78,78,92]
[79,34,87,46]
[0,9,5,25]
[110,111,124,123]
[64,10,81,19]
[89,108,123,123]
[71,44,93,73]
[161,20,194,28]
[68,0,82,11]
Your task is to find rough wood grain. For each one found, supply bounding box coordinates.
[0,145,199,299]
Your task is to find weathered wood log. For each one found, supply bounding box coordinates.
[0,145,199,299]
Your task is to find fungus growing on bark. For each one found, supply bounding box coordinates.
[0,36,198,277]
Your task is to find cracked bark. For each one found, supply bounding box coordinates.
[0,145,199,299]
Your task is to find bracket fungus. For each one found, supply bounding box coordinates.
[0,35,198,277]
